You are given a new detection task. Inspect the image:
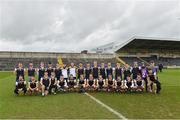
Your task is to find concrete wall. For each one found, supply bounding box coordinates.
[116,49,180,57]
[0,51,115,59]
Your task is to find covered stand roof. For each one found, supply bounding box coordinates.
[115,37,180,52]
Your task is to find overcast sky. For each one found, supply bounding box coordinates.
[0,0,180,52]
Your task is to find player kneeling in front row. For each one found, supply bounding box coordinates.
[115,76,123,92]
[77,74,86,93]
[57,75,67,92]
[27,76,38,95]
[40,72,51,97]
[120,79,128,92]
[86,74,96,91]
[14,75,27,95]
[107,74,115,92]
[67,74,77,92]
[147,69,161,94]
[49,72,57,95]
[97,75,106,91]
[135,74,144,92]
[126,76,136,92]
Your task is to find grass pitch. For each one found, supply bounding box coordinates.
[0,69,180,119]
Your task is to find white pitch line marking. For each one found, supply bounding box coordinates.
[84,92,128,120]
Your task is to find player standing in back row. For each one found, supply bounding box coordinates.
[132,62,141,80]
[100,63,106,80]
[77,63,84,80]
[27,62,36,82]
[106,63,113,80]
[115,63,122,80]
[123,64,131,80]
[37,62,46,81]
[92,61,99,80]
[47,62,54,77]
[37,62,46,91]
[85,63,92,80]
[55,63,62,81]
[14,63,25,81]
[62,64,68,82]
[69,62,76,80]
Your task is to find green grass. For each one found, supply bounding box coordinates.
[93,69,180,119]
[0,69,180,119]
[0,72,116,119]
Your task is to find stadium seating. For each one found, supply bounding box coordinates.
[0,57,117,71]
[0,51,180,71]
[120,57,142,66]
[120,57,180,66]
[0,58,58,70]
[0,52,117,71]
[61,58,116,66]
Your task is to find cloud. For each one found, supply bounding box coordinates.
[0,0,179,52]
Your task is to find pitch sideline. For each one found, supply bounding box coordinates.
[84,92,128,120]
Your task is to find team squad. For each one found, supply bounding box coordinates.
[14,61,161,96]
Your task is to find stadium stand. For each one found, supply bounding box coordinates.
[0,37,180,71]
[119,57,142,66]
[119,56,180,66]
[0,51,117,71]
[114,37,180,67]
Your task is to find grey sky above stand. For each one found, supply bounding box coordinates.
[0,0,179,52]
